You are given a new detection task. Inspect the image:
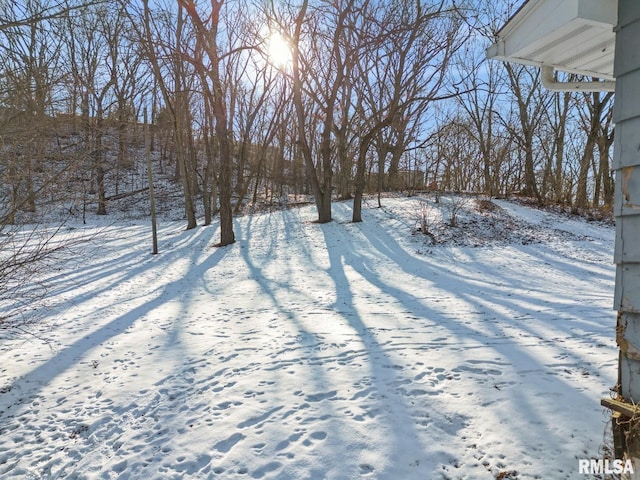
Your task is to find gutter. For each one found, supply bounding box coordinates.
[540,66,615,93]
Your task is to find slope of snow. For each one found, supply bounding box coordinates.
[0,196,617,479]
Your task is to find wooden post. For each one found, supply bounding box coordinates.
[145,107,159,255]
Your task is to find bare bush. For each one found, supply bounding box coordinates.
[443,194,469,227]
[0,217,92,341]
[414,201,439,244]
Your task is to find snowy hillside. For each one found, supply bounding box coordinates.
[0,196,617,479]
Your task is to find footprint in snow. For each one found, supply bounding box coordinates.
[213,432,245,453]
[305,390,337,402]
[251,461,282,478]
[360,464,375,474]
[275,432,304,451]
[302,431,328,447]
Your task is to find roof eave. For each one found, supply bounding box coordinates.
[487,0,617,80]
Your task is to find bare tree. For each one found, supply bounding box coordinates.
[64,3,123,215]
[0,0,105,31]
[108,9,147,196]
[219,11,287,213]
[594,106,614,208]
[134,0,198,229]
[574,88,614,210]
[179,0,235,246]
[454,41,509,198]
[501,63,552,204]
[0,0,68,218]
[0,0,101,339]
[351,0,464,220]
[288,0,358,223]
[538,74,573,205]
[432,116,483,192]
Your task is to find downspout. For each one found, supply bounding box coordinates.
[541,65,616,92]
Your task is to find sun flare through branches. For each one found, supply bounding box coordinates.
[266,31,292,69]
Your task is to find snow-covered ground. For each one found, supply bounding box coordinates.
[0,196,618,479]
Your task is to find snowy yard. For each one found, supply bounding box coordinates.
[0,196,618,479]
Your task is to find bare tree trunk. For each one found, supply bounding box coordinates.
[201,123,215,226]
[24,157,36,213]
[575,90,613,210]
[600,129,615,208]
[290,0,362,223]
[376,142,388,208]
[336,131,352,201]
[504,63,547,204]
[138,0,197,229]
[179,0,235,245]
[174,8,197,229]
[291,0,335,223]
[95,118,107,215]
[553,91,570,204]
[353,120,392,222]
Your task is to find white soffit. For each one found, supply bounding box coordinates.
[487,0,617,80]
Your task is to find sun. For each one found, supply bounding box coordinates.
[266,31,292,69]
